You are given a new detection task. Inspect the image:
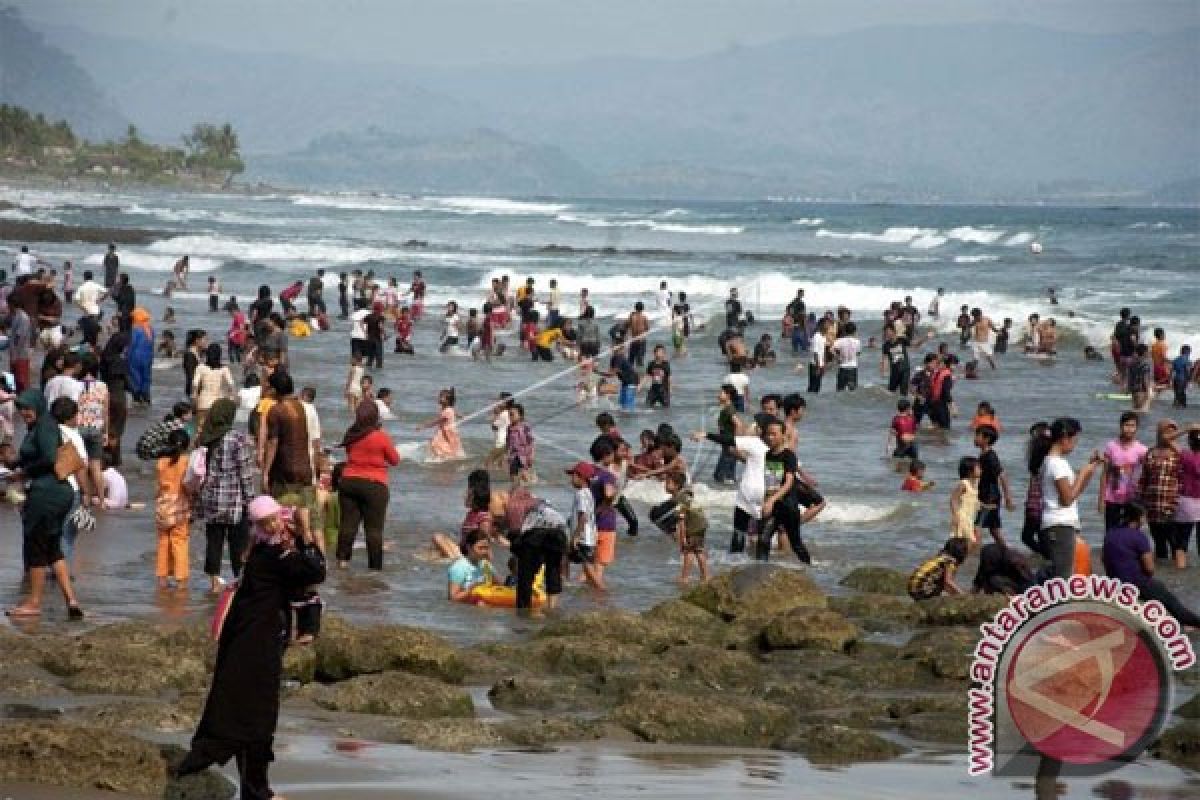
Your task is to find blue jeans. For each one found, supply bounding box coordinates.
[619,384,636,411]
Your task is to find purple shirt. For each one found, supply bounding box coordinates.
[1179,449,1200,499]
[1102,526,1151,590]
[591,467,618,531]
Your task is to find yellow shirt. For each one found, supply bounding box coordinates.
[535,328,564,349]
[289,318,312,337]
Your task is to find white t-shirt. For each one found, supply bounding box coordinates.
[350,309,370,340]
[74,280,105,315]
[492,409,510,449]
[443,313,461,341]
[302,401,322,443]
[734,435,769,516]
[657,289,672,315]
[833,336,861,368]
[571,486,597,546]
[1041,454,1080,529]
[723,372,750,401]
[14,252,36,276]
[59,425,88,492]
[811,332,827,367]
[44,375,84,406]
[103,467,129,509]
[375,398,396,420]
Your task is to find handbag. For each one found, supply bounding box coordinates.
[210,580,239,641]
[54,441,86,481]
[69,504,97,533]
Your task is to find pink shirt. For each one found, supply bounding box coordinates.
[1103,439,1147,504]
[1179,449,1200,499]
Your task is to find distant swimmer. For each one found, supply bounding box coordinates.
[1030,241,1043,255]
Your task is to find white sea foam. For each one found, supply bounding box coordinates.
[82,251,223,273]
[0,187,128,210]
[816,226,937,245]
[554,215,742,234]
[145,234,401,264]
[792,218,825,226]
[953,254,999,263]
[292,193,568,217]
[909,232,948,249]
[945,226,1005,245]
[1004,232,1036,246]
[661,208,690,217]
[882,255,939,264]
[124,204,284,226]
[0,208,61,224]
[820,501,910,524]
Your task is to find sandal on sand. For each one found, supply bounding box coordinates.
[67,606,85,621]
[5,606,41,617]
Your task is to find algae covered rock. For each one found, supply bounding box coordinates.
[917,594,1008,626]
[488,674,605,712]
[302,671,474,718]
[598,644,764,698]
[900,628,979,680]
[1152,720,1200,770]
[0,722,233,798]
[521,635,647,675]
[761,608,861,653]
[537,609,665,647]
[42,620,210,695]
[829,593,920,631]
[640,598,729,647]
[613,689,793,746]
[683,564,826,622]
[839,566,910,596]
[778,723,908,764]
[376,718,507,752]
[314,615,466,683]
[898,711,968,745]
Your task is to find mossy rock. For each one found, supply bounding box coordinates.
[376,718,507,752]
[917,595,1008,627]
[887,693,969,719]
[778,723,908,764]
[761,608,861,653]
[900,628,979,681]
[829,593,921,632]
[1173,694,1200,719]
[817,659,936,691]
[488,674,606,712]
[522,635,648,675]
[613,689,793,747]
[839,566,910,596]
[598,645,764,698]
[898,711,968,745]
[301,671,474,718]
[314,615,466,684]
[1152,720,1200,770]
[494,717,608,749]
[641,599,728,647]
[537,610,666,648]
[683,564,826,622]
[44,621,210,696]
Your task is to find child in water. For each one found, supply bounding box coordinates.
[154,429,191,589]
[422,387,465,461]
[949,456,981,545]
[665,471,709,584]
[901,460,935,492]
[344,354,365,413]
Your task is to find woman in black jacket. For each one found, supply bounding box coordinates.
[176,495,325,800]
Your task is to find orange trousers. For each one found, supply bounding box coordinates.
[156,522,190,581]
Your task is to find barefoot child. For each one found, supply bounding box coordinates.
[425,388,462,461]
[907,537,968,600]
[887,397,919,464]
[505,403,535,486]
[155,429,191,589]
[665,471,709,584]
[566,462,606,591]
[950,456,981,545]
[344,354,365,412]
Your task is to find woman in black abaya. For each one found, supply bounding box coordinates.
[177,495,325,800]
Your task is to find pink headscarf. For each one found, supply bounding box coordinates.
[247,495,291,547]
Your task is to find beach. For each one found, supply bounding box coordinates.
[1,184,1198,797]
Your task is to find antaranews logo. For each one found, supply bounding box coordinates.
[967,575,1195,777]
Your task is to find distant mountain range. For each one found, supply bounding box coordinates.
[0,8,126,140]
[8,11,1199,202]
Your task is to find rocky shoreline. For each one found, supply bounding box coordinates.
[0,218,165,245]
[1,563,1196,798]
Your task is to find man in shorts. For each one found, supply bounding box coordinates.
[971,308,999,370]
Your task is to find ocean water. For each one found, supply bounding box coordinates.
[1,185,1198,640]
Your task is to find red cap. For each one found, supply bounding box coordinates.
[566,462,596,480]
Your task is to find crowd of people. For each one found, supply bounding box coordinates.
[3,239,1199,795]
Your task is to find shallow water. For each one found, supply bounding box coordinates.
[1,186,1199,795]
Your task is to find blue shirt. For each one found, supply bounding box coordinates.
[1101,526,1151,590]
[447,557,490,590]
[1172,354,1191,383]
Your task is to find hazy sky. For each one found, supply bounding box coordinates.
[14,0,1199,65]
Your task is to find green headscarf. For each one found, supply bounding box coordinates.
[196,397,237,447]
[14,388,46,417]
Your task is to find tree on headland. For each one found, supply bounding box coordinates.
[183,122,244,179]
[0,103,77,152]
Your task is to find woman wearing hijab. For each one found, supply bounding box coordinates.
[176,494,325,800]
[192,342,235,432]
[197,397,257,593]
[128,307,154,405]
[5,389,84,618]
[336,399,399,570]
[100,326,130,465]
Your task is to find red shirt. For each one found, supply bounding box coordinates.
[892,414,916,437]
[394,317,412,341]
[342,429,400,485]
[901,475,924,492]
